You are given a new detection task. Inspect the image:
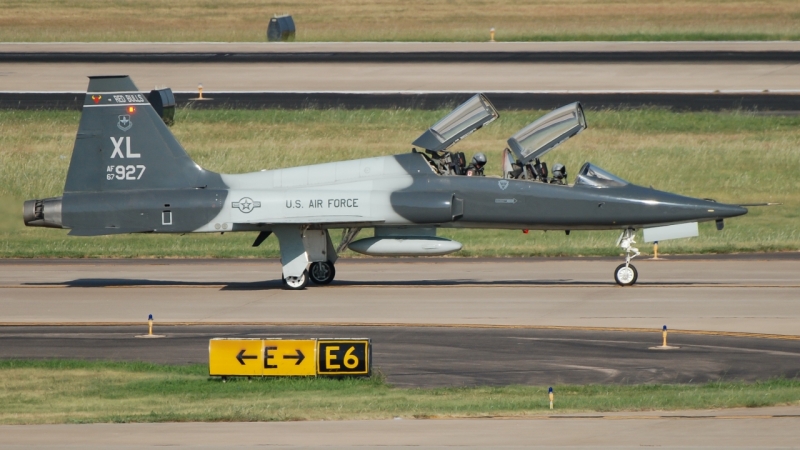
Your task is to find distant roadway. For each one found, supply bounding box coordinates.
[2,42,799,92]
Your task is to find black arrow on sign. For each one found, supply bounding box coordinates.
[282,349,305,365]
[236,349,257,365]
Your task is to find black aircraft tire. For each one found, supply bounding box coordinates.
[614,263,638,286]
[309,261,336,285]
[283,270,309,290]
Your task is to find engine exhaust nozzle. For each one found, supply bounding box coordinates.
[23,197,63,228]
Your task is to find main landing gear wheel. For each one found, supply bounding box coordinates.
[283,270,309,290]
[614,263,638,286]
[309,261,336,285]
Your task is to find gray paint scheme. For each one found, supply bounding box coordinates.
[24,75,747,287]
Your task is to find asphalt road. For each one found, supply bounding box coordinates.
[1,324,798,387]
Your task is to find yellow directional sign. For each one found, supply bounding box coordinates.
[209,338,263,377]
[262,339,316,376]
[209,338,370,377]
[317,339,371,376]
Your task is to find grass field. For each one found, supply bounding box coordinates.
[2,0,800,42]
[0,108,798,258]
[0,360,798,424]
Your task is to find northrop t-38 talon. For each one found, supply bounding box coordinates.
[24,76,748,288]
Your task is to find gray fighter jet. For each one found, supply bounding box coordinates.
[24,76,747,288]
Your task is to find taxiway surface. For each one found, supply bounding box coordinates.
[1,256,798,335]
[3,324,799,387]
[3,407,800,450]
[3,61,799,92]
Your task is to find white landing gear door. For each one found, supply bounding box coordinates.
[273,227,336,278]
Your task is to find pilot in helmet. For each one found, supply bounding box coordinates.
[466,153,487,177]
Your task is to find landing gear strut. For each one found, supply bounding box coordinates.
[614,228,640,286]
[309,261,336,285]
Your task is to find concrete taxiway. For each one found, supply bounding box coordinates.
[3,61,800,92]
[2,406,800,450]
[1,257,798,335]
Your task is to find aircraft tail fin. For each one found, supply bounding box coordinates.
[64,75,220,194]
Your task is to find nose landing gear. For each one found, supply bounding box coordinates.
[614,228,640,286]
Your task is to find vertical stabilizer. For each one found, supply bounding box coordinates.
[64,75,222,193]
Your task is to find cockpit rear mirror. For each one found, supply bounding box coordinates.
[507,102,586,164]
[412,94,499,153]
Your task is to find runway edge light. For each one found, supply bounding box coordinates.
[649,325,679,350]
[135,313,165,338]
[549,387,554,410]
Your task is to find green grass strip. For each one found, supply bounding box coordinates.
[0,360,798,424]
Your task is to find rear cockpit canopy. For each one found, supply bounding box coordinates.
[507,102,586,165]
[574,163,629,188]
[413,94,499,152]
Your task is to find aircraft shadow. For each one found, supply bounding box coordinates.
[24,278,723,291]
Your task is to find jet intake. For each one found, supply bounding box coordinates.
[348,236,462,256]
[23,197,63,228]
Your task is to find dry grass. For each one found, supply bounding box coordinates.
[1,0,799,42]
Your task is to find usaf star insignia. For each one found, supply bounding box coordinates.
[232,197,261,213]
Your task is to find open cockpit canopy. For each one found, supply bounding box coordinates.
[412,94,499,152]
[507,102,586,164]
[574,163,629,188]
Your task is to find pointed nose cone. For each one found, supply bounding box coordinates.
[714,203,748,219]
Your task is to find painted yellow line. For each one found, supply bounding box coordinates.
[0,321,798,340]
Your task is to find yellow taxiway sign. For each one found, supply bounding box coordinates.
[209,338,263,377]
[209,338,370,377]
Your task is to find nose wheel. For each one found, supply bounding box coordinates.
[614,228,640,286]
[309,261,336,285]
[614,263,638,286]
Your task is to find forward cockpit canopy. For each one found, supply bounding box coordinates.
[507,102,586,165]
[574,163,630,188]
